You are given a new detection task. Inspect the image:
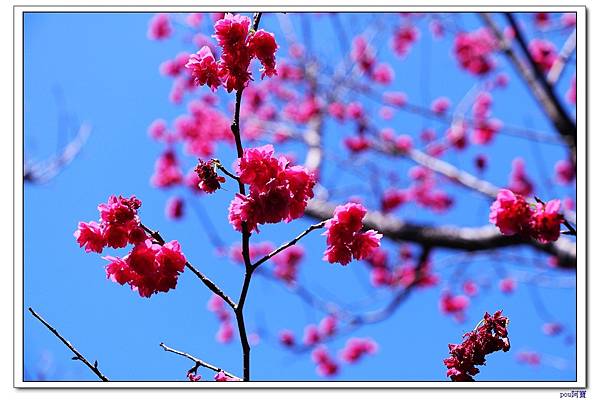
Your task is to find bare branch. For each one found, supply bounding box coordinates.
[252,221,327,271]
[28,307,109,381]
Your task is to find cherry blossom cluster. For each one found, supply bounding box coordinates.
[490,189,565,243]
[194,159,226,193]
[439,292,470,323]
[444,310,511,381]
[323,203,382,266]
[453,28,497,75]
[74,195,187,297]
[228,144,316,233]
[186,13,279,93]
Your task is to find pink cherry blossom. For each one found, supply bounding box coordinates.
[489,189,532,236]
[147,13,172,40]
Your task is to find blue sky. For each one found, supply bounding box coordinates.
[23,12,577,381]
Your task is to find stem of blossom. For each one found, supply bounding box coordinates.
[140,223,237,309]
[214,161,240,182]
[251,221,327,271]
[28,307,109,381]
[159,342,240,380]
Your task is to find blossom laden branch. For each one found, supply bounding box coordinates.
[28,307,109,382]
[304,198,576,268]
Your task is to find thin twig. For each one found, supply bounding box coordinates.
[252,221,327,271]
[159,342,240,380]
[140,223,237,309]
[28,307,109,381]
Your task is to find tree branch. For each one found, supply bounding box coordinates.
[252,221,326,271]
[140,223,237,309]
[28,307,109,381]
[303,199,576,268]
[159,342,240,380]
[480,13,576,165]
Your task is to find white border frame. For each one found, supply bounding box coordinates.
[13,4,587,389]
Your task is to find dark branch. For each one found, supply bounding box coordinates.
[28,307,109,381]
[304,199,576,268]
[140,223,237,309]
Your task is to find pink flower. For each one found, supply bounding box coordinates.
[272,245,303,283]
[98,236,186,298]
[279,330,295,347]
[446,122,468,150]
[194,159,225,193]
[148,13,172,40]
[530,200,563,243]
[346,102,364,120]
[228,145,315,233]
[516,351,541,366]
[319,315,337,337]
[248,30,279,78]
[344,136,370,153]
[489,189,532,236]
[381,188,409,213]
[187,372,202,382]
[311,346,339,377]
[165,196,184,220]
[431,97,451,114]
[323,203,382,266]
[351,36,375,72]
[508,158,534,197]
[463,280,479,297]
[383,91,407,107]
[371,63,394,84]
[395,134,413,153]
[472,118,502,145]
[151,150,183,188]
[328,102,346,121]
[213,13,250,48]
[303,324,321,345]
[529,39,557,73]
[148,119,168,140]
[392,25,419,57]
[217,321,234,343]
[453,28,496,75]
[340,338,378,363]
[555,160,575,184]
[439,292,470,321]
[542,322,563,336]
[499,277,516,294]
[186,46,221,91]
[236,144,283,189]
[74,221,106,253]
[214,371,239,381]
